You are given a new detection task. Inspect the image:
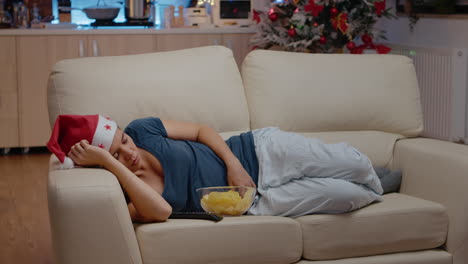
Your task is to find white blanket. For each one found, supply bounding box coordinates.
[248,127,383,217]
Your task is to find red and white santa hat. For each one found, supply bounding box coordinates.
[46,114,117,169]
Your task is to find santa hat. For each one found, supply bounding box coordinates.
[46,115,117,169]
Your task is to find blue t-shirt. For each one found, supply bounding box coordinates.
[124,117,258,212]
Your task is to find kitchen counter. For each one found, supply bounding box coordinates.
[0,25,257,35]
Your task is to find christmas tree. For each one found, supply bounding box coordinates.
[250,0,396,54]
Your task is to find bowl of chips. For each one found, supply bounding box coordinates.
[196,186,256,216]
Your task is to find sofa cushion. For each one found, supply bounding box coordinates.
[297,193,448,260]
[135,216,302,264]
[296,250,452,264]
[242,50,423,137]
[48,46,250,133]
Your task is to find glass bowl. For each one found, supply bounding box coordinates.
[196,186,256,216]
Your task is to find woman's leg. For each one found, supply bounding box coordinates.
[248,177,382,217]
[253,128,382,195]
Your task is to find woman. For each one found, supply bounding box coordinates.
[48,115,383,223]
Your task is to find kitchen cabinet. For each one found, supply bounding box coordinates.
[0,36,19,149]
[156,34,222,52]
[16,36,89,148]
[48,36,88,62]
[87,35,156,57]
[222,33,255,69]
[16,36,51,147]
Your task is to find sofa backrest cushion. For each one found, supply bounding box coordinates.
[48,46,250,132]
[241,50,423,137]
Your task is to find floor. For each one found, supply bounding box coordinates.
[0,149,55,264]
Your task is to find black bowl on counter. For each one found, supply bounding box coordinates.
[82,6,120,21]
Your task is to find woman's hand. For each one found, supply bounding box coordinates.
[68,140,112,167]
[226,160,256,188]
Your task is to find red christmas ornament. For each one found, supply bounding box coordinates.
[350,45,365,54]
[319,36,327,44]
[253,10,261,24]
[313,22,319,27]
[374,0,386,16]
[330,7,339,17]
[375,44,391,54]
[346,41,356,50]
[304,0,324,17]
[269,12,278,22]
[288,28,297,37]
[362,34,373,44]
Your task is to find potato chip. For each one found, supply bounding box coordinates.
[200,189,254,216]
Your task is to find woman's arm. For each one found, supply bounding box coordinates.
[103,157,172,222]
[162,119,256,187]
[128,202,164,223]
[69,140,172,222]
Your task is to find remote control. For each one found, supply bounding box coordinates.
[169,211,223,222]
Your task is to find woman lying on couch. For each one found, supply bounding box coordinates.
[47,114,390,223]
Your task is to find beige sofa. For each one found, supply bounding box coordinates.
[47,46,467,264]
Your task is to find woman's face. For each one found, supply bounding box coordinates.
[109,129,140,171]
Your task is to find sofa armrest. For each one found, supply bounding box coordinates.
[393,138,468,264]
[48,166,142,264]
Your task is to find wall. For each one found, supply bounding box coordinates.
[380,0,468,141]
[381,17,468,49]
[381,0,468,49]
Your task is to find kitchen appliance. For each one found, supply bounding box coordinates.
[81,0,154,27]
[125,0,152,20]
[59,0,122,23]
[184,7,210,27]
[90,19,153,27]
[82,6,120,21]
[212,0,252,27]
